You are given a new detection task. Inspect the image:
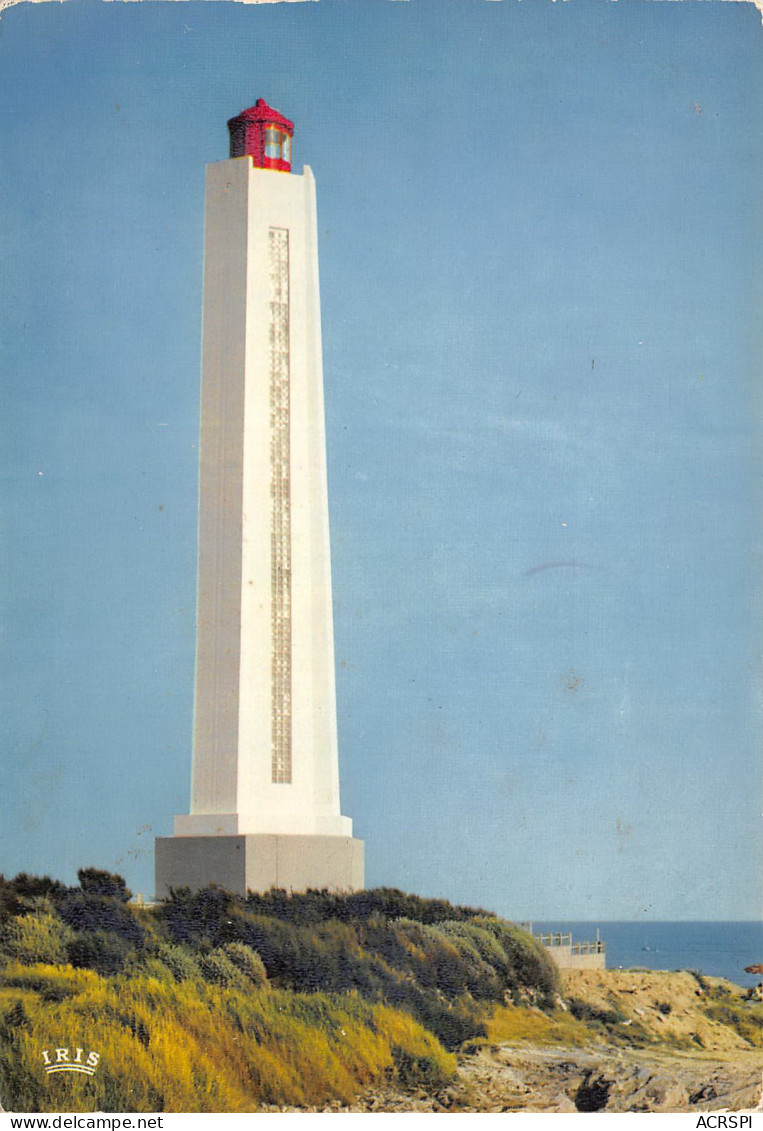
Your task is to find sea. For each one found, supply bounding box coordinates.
[531,921,763,989]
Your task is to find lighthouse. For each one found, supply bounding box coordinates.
[155,100,364,896]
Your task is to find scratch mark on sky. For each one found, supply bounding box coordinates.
[523,560,590,577]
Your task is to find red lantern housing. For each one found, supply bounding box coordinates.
[227,99,294,173]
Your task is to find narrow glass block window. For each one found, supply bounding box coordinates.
[268,227,292,784]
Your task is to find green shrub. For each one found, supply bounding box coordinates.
[228,914,388,997]
[0,999,29,1058]
[197,950,251,990]
[435,923,505,999]
[0,911,75,966]
[66,930,134,976]
[0,882,24,919]
[405,990,486,1050]
[242,887,491,926]
[160,885,238,947]
[391,1045,449,1088]
[56,894,144,950]
[6,874,69,902]
[77,868,131,903]
[393,920,471,997]
[221,942,267,985]
[472,918,560,1004]
[440,921,509,970]
[153,944,201,984]
[355,916,419,969]
[121,953,178,983]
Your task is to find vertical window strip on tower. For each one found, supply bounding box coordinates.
[268,227,292,784]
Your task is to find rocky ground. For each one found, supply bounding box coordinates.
[265,969,763,1113]
[270,1043,763,1114]
[414,1043,762,1113]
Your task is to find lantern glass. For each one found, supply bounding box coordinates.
[265,127,282,159]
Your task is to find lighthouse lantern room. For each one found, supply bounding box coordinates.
[227,98,294,172]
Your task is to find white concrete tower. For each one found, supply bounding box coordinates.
[155,100,364,896]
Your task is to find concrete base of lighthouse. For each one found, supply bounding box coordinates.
[154,834,364,898]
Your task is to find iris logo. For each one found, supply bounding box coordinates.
[41,1047,101,1076]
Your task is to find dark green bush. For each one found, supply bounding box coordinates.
[423,922,504,1000]
[66,930,134,976]
[402,990,486,1050]
[56,893,144,948]
[391,1044,453,1088]
[0,882,24,919]
[393,921,472,997]
[234,914,394,998]
[472,918,560,1004]
[243,887,491,926]
[6,874,69,902]
[161,885,238,947]
[157,887,556,1035]
[77,868,131,903]
[355,917,417,969]
[1,1001,28,1037]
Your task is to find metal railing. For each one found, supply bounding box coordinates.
[535,932,605,955]
[536,932,572,948]
[570,940,605,955]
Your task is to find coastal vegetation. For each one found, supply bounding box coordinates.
[0,871,760,1112]
[0,869,556,1112]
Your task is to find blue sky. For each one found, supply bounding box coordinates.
[0,0,760,919]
